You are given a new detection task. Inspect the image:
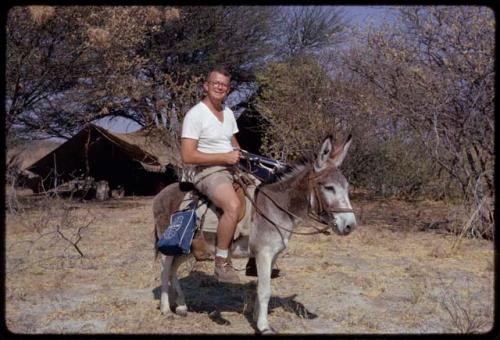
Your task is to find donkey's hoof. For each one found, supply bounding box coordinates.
[160,308,175,319]
[258,326,277,335]
[175,305,188,317]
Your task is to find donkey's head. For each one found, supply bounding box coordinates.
[309,135,357,235]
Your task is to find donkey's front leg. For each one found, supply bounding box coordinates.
[254,250,276,334]
[160,255,175,315]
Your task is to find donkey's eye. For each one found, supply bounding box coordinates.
[324,185,335,192]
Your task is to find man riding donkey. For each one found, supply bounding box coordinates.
[181,66,275,283]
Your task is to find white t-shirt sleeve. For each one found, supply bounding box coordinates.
[181,110,201,140]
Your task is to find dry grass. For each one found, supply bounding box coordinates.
[437,277,493,333]
[5,195,494,334]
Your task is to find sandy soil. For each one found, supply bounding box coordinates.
[4,195,494,334]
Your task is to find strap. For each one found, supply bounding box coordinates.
[186,198,199,211]
[232,168,332,236]
[308,170,355,216]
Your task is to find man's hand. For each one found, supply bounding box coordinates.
[225,150,240,165]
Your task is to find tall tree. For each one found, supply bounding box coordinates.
[274,6,347,58]
[340,6,494,237]
[255,56,340,162]
[6,6,277,142]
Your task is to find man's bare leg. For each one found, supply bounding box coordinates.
[208,182,241,283]
[208,182,241,250]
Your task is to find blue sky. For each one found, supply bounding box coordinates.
[341,5,393,26]
[96,6,393,134]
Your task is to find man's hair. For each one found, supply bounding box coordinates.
[206,66,230,80]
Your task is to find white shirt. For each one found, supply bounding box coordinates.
[181,101,239,153]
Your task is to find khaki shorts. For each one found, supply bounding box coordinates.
[192,165,234,199]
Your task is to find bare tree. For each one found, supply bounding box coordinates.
[339,6,494,237]
[6,6,166,140]
[6,6,278,142]
[275,6,347,58]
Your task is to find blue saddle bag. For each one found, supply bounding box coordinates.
[156,201,198,256]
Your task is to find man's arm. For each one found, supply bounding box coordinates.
[231,135,240,150]
[181,138,240,166]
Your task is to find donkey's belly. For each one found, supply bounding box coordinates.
[199,231,251,258]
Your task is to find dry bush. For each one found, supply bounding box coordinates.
[438,278,492,333]
[343,132,442,199]
[450,200,494,245]
[7,193,95,273]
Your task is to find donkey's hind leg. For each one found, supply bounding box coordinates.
[160,254,175,315]
[170,256,188,316]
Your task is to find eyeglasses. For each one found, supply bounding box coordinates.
[207,81,230,89]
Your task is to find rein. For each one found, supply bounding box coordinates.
[233,167,353,236]
[233,172,332,236]
[189,164,354,237]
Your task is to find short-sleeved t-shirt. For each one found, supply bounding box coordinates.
[181,101,239,153]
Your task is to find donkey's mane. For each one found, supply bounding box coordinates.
[276,164,307,182]
[274,150,319,183]
[260,163,310,192]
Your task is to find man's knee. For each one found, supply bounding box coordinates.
[222,198,241,219]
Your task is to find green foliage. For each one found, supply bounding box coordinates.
[255,56,339,162]
[344,132,458,199]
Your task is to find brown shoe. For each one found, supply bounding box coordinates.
[214,256,240,284]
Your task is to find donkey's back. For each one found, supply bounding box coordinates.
[152,182,193,239]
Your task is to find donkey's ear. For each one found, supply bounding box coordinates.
[314,136,333,171]
[329,134,352,168]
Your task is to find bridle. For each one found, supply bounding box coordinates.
[307,166,355,224]
[233,166,355,236]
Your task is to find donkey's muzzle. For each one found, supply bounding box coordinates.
[343,224,353,234]
[329,211,356,236]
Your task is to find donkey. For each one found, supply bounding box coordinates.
[152,135,357,334]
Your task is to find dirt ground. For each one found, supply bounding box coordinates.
[4,194,495,334]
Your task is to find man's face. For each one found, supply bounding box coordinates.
[204,71,230,102]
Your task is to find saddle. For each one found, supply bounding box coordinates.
[182,152,291,261]
[176,174,258,261]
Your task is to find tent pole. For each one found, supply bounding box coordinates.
[53,153,57,189]
[85,127,91,177]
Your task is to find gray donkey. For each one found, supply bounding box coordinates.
[152,135,357,334]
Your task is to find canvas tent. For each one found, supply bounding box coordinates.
[24,124,181,196]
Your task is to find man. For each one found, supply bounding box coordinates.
[180,66,242,284]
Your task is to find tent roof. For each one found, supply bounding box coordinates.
[93,125,182,172]
[25,124,181,175]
